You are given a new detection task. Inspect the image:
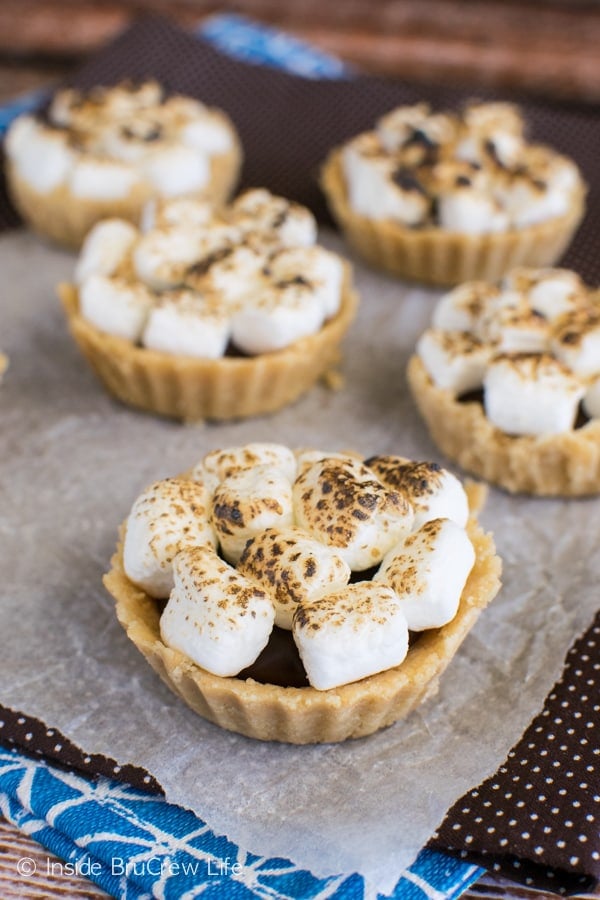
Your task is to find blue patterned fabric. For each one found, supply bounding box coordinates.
[0,747,481,900]
[199,13,352,79]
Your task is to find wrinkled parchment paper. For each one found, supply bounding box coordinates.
[1,230,599,892]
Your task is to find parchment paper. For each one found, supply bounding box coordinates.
[1,230,599,893]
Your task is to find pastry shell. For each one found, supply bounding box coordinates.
[408,353,600,496]
[58,268,358,421]
[6,129,242,250]
[321,149,586,287]
[103,483,501,744]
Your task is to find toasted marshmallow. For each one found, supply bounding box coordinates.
[142,196,214,232]
[417,329,491,395]
[502,173,570,228]
[377,104,456,154]
[186,244,267,305]
[295,449,360,478]
[123,477,216,598]
[343,136,430,225]
[583,377,600,420]
[75,219,139,284]
[142,290,230,359]
[365,457,469,529]
[160,545,274,677]
[509,269,587,321]
[5,117,74,193]
[239,526,351,629]
[432,282,499,336]
[293,583,409,690]
[267,246,344,318]
[68,158,140,200]
[133,228,209,290]
[486,305,551,354]
[484,353,585,436]
[211,465,294,564]
[458,103,524,168]
[293,457,413,571]
[551,309,600,378]
[200,443,298,483]
[231,189,317,247]
[374,518,474,631]
[437,187,509,234]
[230,280,325,355]
[80,275,154,341]
[142,144,210,197]
[180,113,234,155]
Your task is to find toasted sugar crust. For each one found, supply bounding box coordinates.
[58,268,358,421]
[408,354,600,496]
[104,482,501,744]
[321,149,586,287]
[6,130,242,250]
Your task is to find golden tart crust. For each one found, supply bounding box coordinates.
[321,149,586,287]
[408,354,600,496]
[104,483,501,744]
[58,269,358,422]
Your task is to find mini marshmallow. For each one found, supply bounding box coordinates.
[123,477,216,598]
[80,275,155,342]
[295,449,360,478]
[142,290,231,359]
[293,583,409,691]
[486,305,551,354]
[293,457,414,570]
[142,144,210,197]
[374,518,474,631]
[5,117,74,193]
[551,310,600,378]
[484,353,585,436]
[432,282,499,336]
[378,106,456,155]
[417,329,491,395]
[160,545,274,677]
[75,219,139,284]
[230,281,325,355]
[437,188,509,234]
[365,456,469,529]
[211,465,294,564]
[267,246,344,318]
[200,443,298,483]
[133,227,217,291]
[180,114,234,155]
[583,377,600,420]
[231,189,317,247]
[239,526,351,629]
[68,158,140,200]
[502,173,570,228]
[508,269,586,321]
[186,244,267,306]
[343,137,430,225]
[142,197,214,232]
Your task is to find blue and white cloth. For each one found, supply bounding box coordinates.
[0,746,481,900]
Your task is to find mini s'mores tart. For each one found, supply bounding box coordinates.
[408,268,600,495]
[59,191,358,420]
[5,81,242,248]
[321,102,585,285]
[104,443,501,743]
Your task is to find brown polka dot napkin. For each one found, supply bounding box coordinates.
[432,611,600,892]
[1,16,600,893]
